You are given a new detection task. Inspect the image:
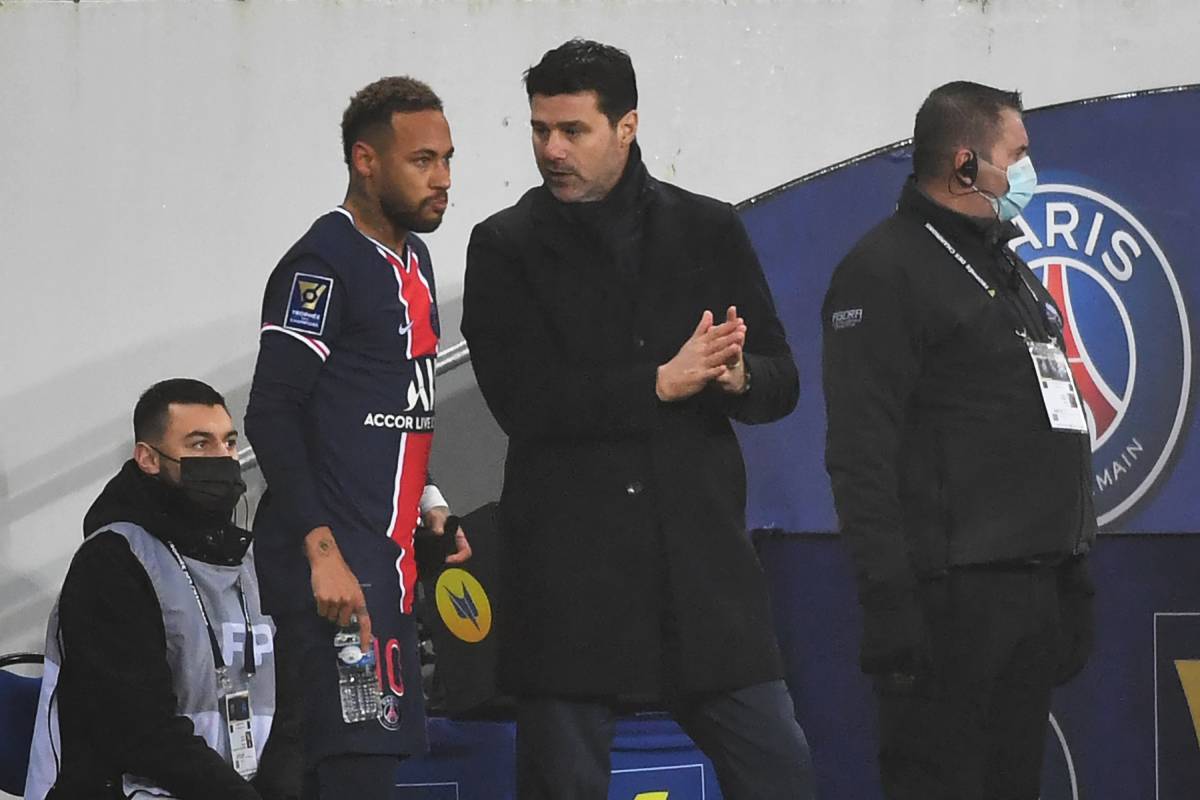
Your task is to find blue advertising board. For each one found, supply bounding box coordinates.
[738,86,1200,800]
[737,85,1199,534]
[757,531,1200,800]
[393,715,720,800]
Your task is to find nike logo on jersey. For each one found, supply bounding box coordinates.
[398,321,414,335]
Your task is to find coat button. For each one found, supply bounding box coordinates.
[625,481,644,496]
[634,336,645,349]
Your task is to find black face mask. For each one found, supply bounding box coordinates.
[151,448,247,517]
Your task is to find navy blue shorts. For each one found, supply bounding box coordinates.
[273,580,427,766]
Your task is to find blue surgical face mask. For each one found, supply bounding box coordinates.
[984,155,1037,221]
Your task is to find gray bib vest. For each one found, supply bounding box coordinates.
[26,522,276,799]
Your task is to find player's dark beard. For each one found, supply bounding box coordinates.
[380,192,444,234]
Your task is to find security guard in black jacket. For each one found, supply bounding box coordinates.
[822,82,1097,800]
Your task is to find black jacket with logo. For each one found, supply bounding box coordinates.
[821,180,1097,666]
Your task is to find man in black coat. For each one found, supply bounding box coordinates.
[822,82,1097,799]
[461,39,813,800]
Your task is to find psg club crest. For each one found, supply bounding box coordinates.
[379,693,402,731]
[1011,182,1192,526]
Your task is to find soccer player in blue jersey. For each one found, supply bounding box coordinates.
[246,76,468,799]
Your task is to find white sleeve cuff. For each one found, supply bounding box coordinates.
[419,484,448,515]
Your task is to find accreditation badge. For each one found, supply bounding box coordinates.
[219,670,258,779]
[1026,338,1089,433]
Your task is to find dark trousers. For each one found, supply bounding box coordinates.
[875,566,1064,800]
[515,679,814,800]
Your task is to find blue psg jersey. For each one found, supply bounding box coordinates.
[247,208,439,615]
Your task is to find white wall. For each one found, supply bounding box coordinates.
[1,0,1196,675]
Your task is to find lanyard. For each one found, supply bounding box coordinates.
[924,222,1050,339]
[924,222,995,296]
[165,541,256,678]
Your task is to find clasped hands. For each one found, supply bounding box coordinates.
[656,306,748,402]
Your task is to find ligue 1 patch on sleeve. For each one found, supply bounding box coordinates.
[831,308,863,330]
[284,273,333,335]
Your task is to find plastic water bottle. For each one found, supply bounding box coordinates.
[334,624,381,724]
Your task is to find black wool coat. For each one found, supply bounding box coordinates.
[461,159,799,698]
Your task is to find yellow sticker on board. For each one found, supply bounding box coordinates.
[435,568,493,643]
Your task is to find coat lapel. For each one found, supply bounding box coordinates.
[638,183,704,302]
[528,185,630,310]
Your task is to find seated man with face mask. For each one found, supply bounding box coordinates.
[25,378,287,800]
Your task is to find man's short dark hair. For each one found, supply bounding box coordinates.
[134,378,228,443]
[912,81,1024,179]
[341,76,443,165]
[524,39,637,126]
